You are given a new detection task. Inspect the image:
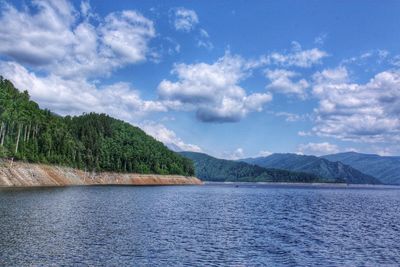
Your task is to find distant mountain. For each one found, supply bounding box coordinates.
[322,152,400,185]
[241,153,380,184]
[179,151,326,183]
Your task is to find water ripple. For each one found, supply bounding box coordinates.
[1,184,400,266]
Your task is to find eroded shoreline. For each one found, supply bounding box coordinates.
[0,160,202,187]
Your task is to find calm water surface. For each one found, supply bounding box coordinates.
[1,184,400,266]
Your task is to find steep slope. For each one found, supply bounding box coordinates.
[180,151,324,183]
[242,153,380,184]
[322,152,400,185]
[0,76,194,176]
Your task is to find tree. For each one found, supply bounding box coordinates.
[0,76,195,176]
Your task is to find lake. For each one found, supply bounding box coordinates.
[1,184,400,266]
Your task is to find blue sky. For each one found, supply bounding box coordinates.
[1,0,400,158]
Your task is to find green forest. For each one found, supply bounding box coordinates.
[180,151,323,183]
[0,76,195,176]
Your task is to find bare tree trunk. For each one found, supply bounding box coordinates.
[27,123,31,141]
[32,124,36,140]
[0,122,4,147]
[15,124,21,154]
[23,124,27,142]
[1,122,6,147]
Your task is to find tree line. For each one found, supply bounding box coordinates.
[180,151,323,183]
[0,76,195,176]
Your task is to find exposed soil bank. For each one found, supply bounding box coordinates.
[0,160,202,187]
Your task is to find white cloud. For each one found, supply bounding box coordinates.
[197,29,213,50]
[341,49,391,67]
[241,44,328,70]
[274,112,307,122]
[164,37,181,55]
[314,33,328,45]
[312,66,349,84]
[172,7,199,32]
[140,122,202,152]
[373,147,394,156]
[268,46,328,68]
[0,0,76,66]
[265,69,309,98]
[222,148,245,160]
[80,0,91,17]
[312,67,400,143]
[391,55,400,67]
[0,62,166,122]
[298,131,311,136]
[0,1,156,78]
[297,142,339,156]
[158,53,272,122]
[257,150,272,157]
[100,11,155,63]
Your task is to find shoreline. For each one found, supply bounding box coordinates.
[203,181,400,189]
[0,160,202,187]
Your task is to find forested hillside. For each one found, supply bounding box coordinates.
[242,153,381,184]
[180,151,323,183]
[323,152,400,185]
[0,76,194,176]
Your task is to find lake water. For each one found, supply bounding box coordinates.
[1,184,400,266]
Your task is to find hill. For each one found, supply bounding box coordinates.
[322,152,400,185]
[179,151,324,183]
[0,76,194,176]
[241,153,380,184]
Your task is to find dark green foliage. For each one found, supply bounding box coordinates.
[180,151,323,183]
[242,153,381,184]
[322,152,400,185]
[0,76,194,176]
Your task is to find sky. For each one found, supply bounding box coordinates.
[0,0,400,158]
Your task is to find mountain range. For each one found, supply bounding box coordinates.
[179,151,324,183]
[322,152,400,185]
[241,153,381,184]
[180,151,381,184]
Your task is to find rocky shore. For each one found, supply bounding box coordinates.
[0,160,202,187]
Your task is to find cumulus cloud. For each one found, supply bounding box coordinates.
[268,44,328,68]
[297,142,339,156]
[158,53,272,122]
[0,62,166,122]
[312,66,349,84]
[312,67,400,143]
[265,69,309,98]
[172,7,199,32]
[0,0,156,78]
[100,11,155,63]
[140,122,202,152]
[0,0,76,66]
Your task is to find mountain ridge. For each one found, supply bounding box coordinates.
[241,153,380,184]
[322,152,400,185]
[181,151,348,184]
